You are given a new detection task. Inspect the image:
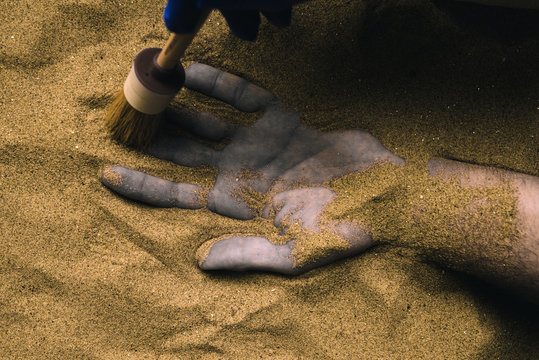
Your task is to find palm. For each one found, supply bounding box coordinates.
[101,63,404,274]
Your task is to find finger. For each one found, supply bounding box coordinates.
[100,166,206,209]
[197,224,375,276]
[331,222,374,254]
[198,236,296,274]
[289,223,375,275]
[145,134,218,167]
[277,131,405,186]
[268,187,337,231]
[207,172,255,220]
[165,107,236,141]
[184,63,275,112]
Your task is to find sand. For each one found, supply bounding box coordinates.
[1,0,538,358]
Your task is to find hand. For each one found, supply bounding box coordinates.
[100,63,405,274]
[164,0,309,40]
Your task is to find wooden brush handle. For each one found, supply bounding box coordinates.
[157,10,211,70]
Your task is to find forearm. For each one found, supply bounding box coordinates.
[326,158,539,303]
[420,158,539,303]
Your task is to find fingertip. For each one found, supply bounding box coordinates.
[333,222,374,252]
[207,187,255,220]
[100,165,123,188]
[184,62,204,75]
[393,155,406,167]
[196,239,216,270]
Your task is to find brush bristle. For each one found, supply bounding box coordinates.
[104,88,163,148]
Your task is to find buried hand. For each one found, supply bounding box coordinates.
[100,63,404,275]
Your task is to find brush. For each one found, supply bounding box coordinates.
[105,11,209,148]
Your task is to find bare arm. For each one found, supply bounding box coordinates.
[101,63,538,304]
[331,158,538,304]
[423,158,539,303]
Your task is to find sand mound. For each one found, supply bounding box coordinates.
[1,0,538,358]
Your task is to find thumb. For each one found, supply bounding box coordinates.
[197,236,296,274]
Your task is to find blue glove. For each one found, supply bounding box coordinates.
[164,0,308,41]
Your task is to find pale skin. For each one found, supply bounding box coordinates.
[100,63,539,304]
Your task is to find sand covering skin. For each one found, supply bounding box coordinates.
[325,161,519,277]
[1,0,538,359]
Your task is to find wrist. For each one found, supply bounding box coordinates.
[325,157,538,302]
[325,159,519,252]
[324,161,413,245]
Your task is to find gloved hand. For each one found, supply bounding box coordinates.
[164,0,309,41]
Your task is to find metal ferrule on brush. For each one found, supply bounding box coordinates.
[123,48,185,115]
